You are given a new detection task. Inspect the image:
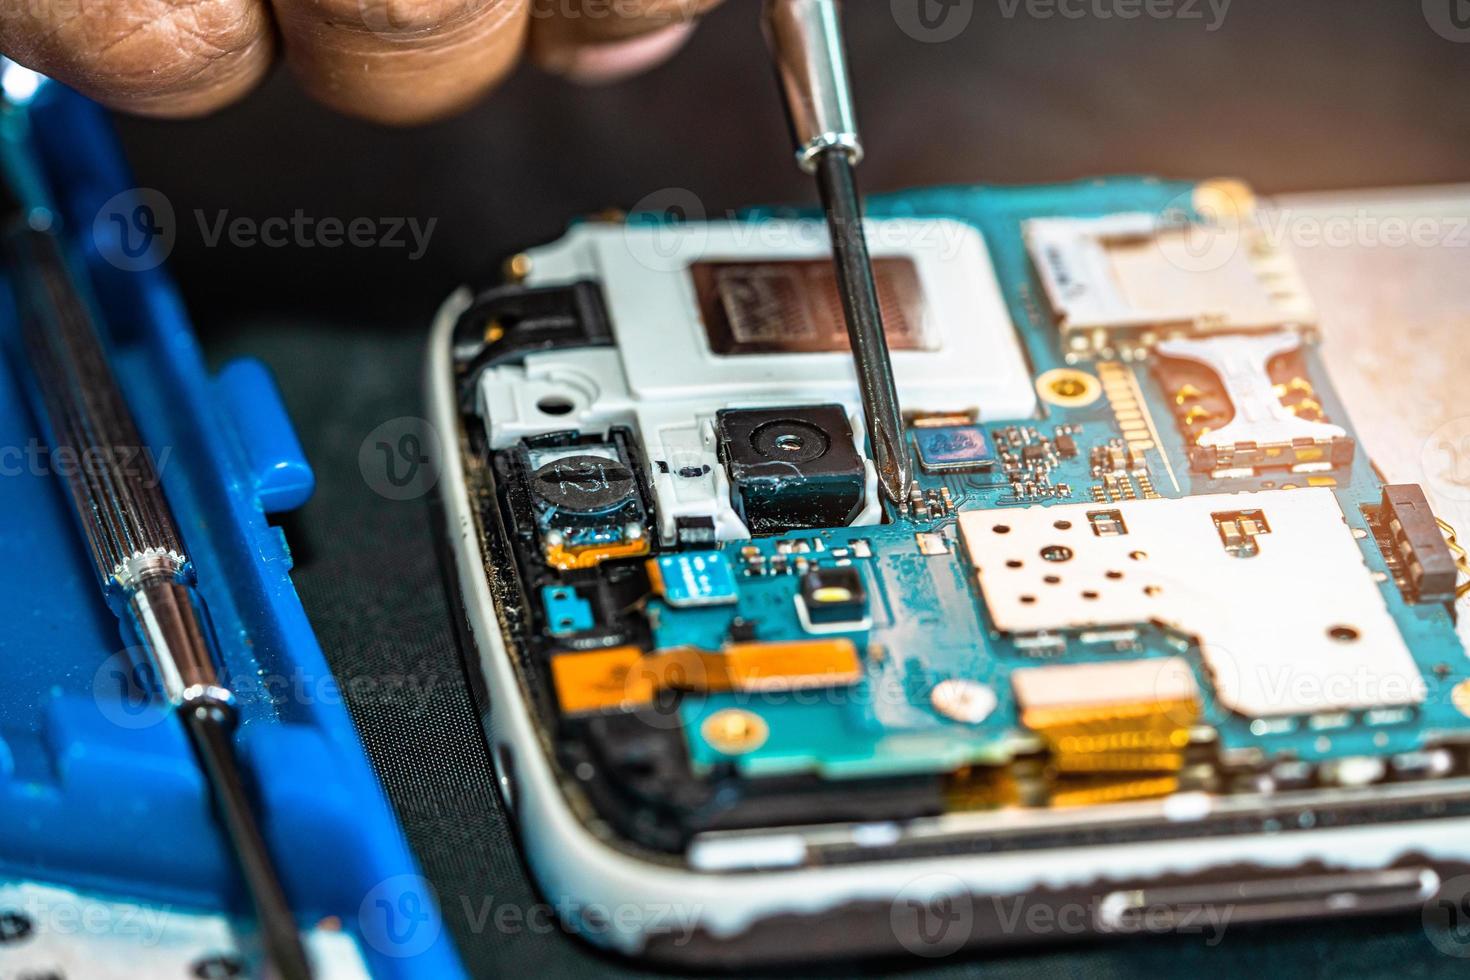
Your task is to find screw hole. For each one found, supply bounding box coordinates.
[536,395,575,416]
[1041,544,1074,562]
[0,911,33,945]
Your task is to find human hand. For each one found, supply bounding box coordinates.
[0,0,724,124]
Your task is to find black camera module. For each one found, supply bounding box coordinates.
[715,404,867,535]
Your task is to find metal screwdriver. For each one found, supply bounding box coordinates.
[763,0,911,505]
[4,215,314,980]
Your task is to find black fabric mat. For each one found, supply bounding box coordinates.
[206,320,1469,979]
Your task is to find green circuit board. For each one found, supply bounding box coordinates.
[655,180,1470,782]
[461,176,1470,843]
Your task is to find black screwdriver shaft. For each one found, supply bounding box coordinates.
[814,149,908,502]
[764,0,911,503]
[185,704,312,980]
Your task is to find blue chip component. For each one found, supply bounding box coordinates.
[654,551,740,608]
[542,584,595,636]
[913,424,993,472]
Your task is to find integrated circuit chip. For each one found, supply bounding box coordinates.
[649,551,739,608]
[913,424,993,473]
[692,258,928,355]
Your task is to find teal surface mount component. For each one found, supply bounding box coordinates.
[654,551,740,608]
[542,584,595,636]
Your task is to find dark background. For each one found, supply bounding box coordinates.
[128,1,1470,975]
[118,0,1470,329]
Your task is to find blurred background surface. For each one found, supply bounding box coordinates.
[117,0,1470,331]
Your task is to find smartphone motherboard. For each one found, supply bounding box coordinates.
[444,177,1470,870]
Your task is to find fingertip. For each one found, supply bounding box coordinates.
[0,0,275,119]
[538,20,695,84]
[273,0,529,126]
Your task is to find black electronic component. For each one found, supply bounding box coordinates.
[1378,484,1457,603]
[451,280,614,411]
[800,566,868,627]
[1055,433,1078,458]
[675,516,718,547]
[715,404,867,535]
[499,428,657,572]
[529,454,636,516]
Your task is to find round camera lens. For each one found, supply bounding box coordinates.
[750,419,830,463]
